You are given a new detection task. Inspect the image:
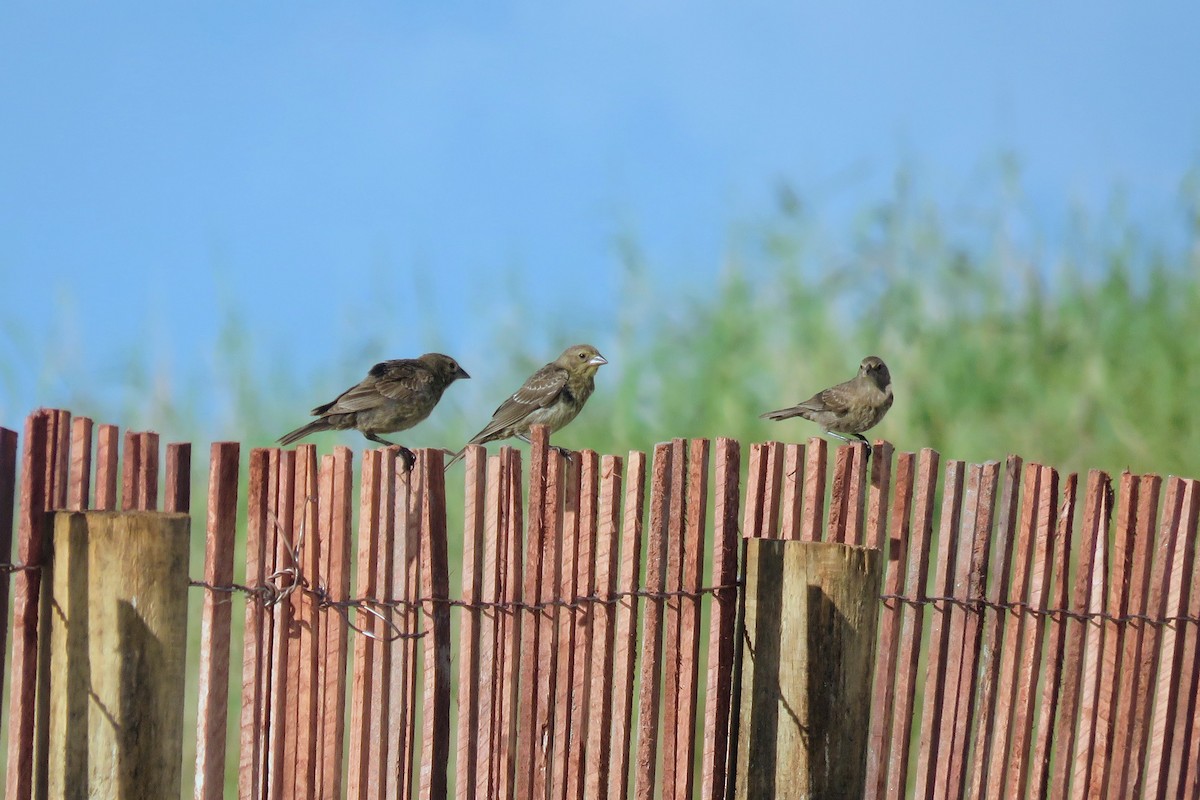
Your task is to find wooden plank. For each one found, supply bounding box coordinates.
[67,416,93,510]
[0,428,19,743]
[1178,500,1200,796]
[1124,474,1164,798]
[585,453,625,800]
[800,438,827,542]
[864,441,895,551]
[551,454,584,800]
[94,424,119,510]
[316,447,354,800]
[165,442,191,513]
[700,438,740,800]
[266,449,296,800]
[474,453,503,800]
[1089,472,1138,798]
[760,441,785,540]
[366,449,398,800]
[238,449,271,799]
[346,449,382,799]
[1162,480,1200,799]
[1143,477,1199,798]
[5,410,52,800]
[532,447,566,799]
[121,429,140,511]
[939,461,1001,799]
[495,448,525,799]
[827,442,868,544]
[661,439,688,799]
[193,442,240,800]
[418,449,452,800]
[390,451,423,800]
[564,451,601,800]
[293,446,321,800]
[912,459,966,800]
[47,511,191,798]
[983,462,1044,800]
[457,445,488,800]
[1028,473,1078,798]
[1048,470,1112,798]
[741,443,769,540]
[633,442,674,799]
[864,450,915,800]
[734,540,882,798]
[883,447,940,798]
[963,455,1022,799]
[779,442,805,540]
[1005,466,1062,799]
[609,450,647,800]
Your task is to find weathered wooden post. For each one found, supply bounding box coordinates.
[46,510,190,799]
[735,539,882,799]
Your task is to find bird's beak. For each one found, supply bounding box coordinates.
[457,367,471,380]
[589,354,608,367]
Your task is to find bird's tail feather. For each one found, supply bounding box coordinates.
[278,420,330,447]
[445,447,467,468]
[760,407,804,421]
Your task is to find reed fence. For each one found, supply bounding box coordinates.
[1,407,1199,798]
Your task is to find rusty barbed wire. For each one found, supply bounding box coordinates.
[879,592,1200,627]
[0,562,41,575]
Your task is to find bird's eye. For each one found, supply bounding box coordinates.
[578,352,587,360]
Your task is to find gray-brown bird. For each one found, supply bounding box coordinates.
[448,343,607,465]
[279,353,469,467]
[760,356,893,454]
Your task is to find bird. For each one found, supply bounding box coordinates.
[278,353,469,468]
[448,343,607,466]
[760,356,893,455]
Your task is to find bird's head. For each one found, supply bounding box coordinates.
[421,353,471,383]
[556,344,608,377]
[859,356,891,391]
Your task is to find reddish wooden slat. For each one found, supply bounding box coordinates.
[1125,475,1165,798]
[864,441,895,551]
[884,447,940,798]
[515,431,552,800]
[164,442,191,513]
[94,424,119,510]
[457,445,488,800]
[1143,478,1198,798]
[67,416,92,510]
[366,450,397,800]
[193,442,240,800]
[939,461,1001,798]
[138,430,160,510]
[292,446,321,800]
[473,453,503,799]
[1178,511,1200,796]
[551,455,584,800]
[760,441,785,540]
[1028,473,1078,798]
[585,453,624,800]
[316,447,354,800]
[564,451,601,800]
[779,442,804,540]
[827,442,868,544]
[912,459,966,800]
[238,449,271,799]
[633,442,674,799]
[661,440,689,799]
[346,449,383,799]
[1089,472,1139,798]
[532,448,566,799]
[609,450,647,800]
[700,438,741,800]
[0,427,19,743]
[1161,480,1200,798]
[864,450,915,800]
[844,442,869,544]
[418,449,452,800]
[266,449,296,800]
[740,443,769,540]
[5,410,52,800]
[121,429,140,511]
[390,453,423,800]
[963,455,1022,799]
[672,438,710,800]
[983,462,1044,800]
[494,448,525,799]
[1005,466,1062,799]
[800,437,827,542]
[1048,470,1112,798]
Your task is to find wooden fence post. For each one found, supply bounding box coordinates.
[46,510,190,799]
[734,539,882,800]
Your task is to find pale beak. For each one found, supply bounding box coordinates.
[589,353,608,366]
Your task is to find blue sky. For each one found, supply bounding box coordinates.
[2,3,1198,431]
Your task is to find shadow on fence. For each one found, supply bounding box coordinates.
[2,408,1200,799]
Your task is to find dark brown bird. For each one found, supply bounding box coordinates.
[448,343,607,465]
[760,356,893,454]
[279,353,469,467]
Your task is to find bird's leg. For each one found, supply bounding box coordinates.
[853,434,873,459]
[364,432,395,447]
[396,446,417,471]
[551,445,575,462]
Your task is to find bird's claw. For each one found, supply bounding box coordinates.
[551,445,575,462]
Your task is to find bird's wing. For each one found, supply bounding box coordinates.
[801,379,859,415]
[313,360,427,415]
[471,364,568,441]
